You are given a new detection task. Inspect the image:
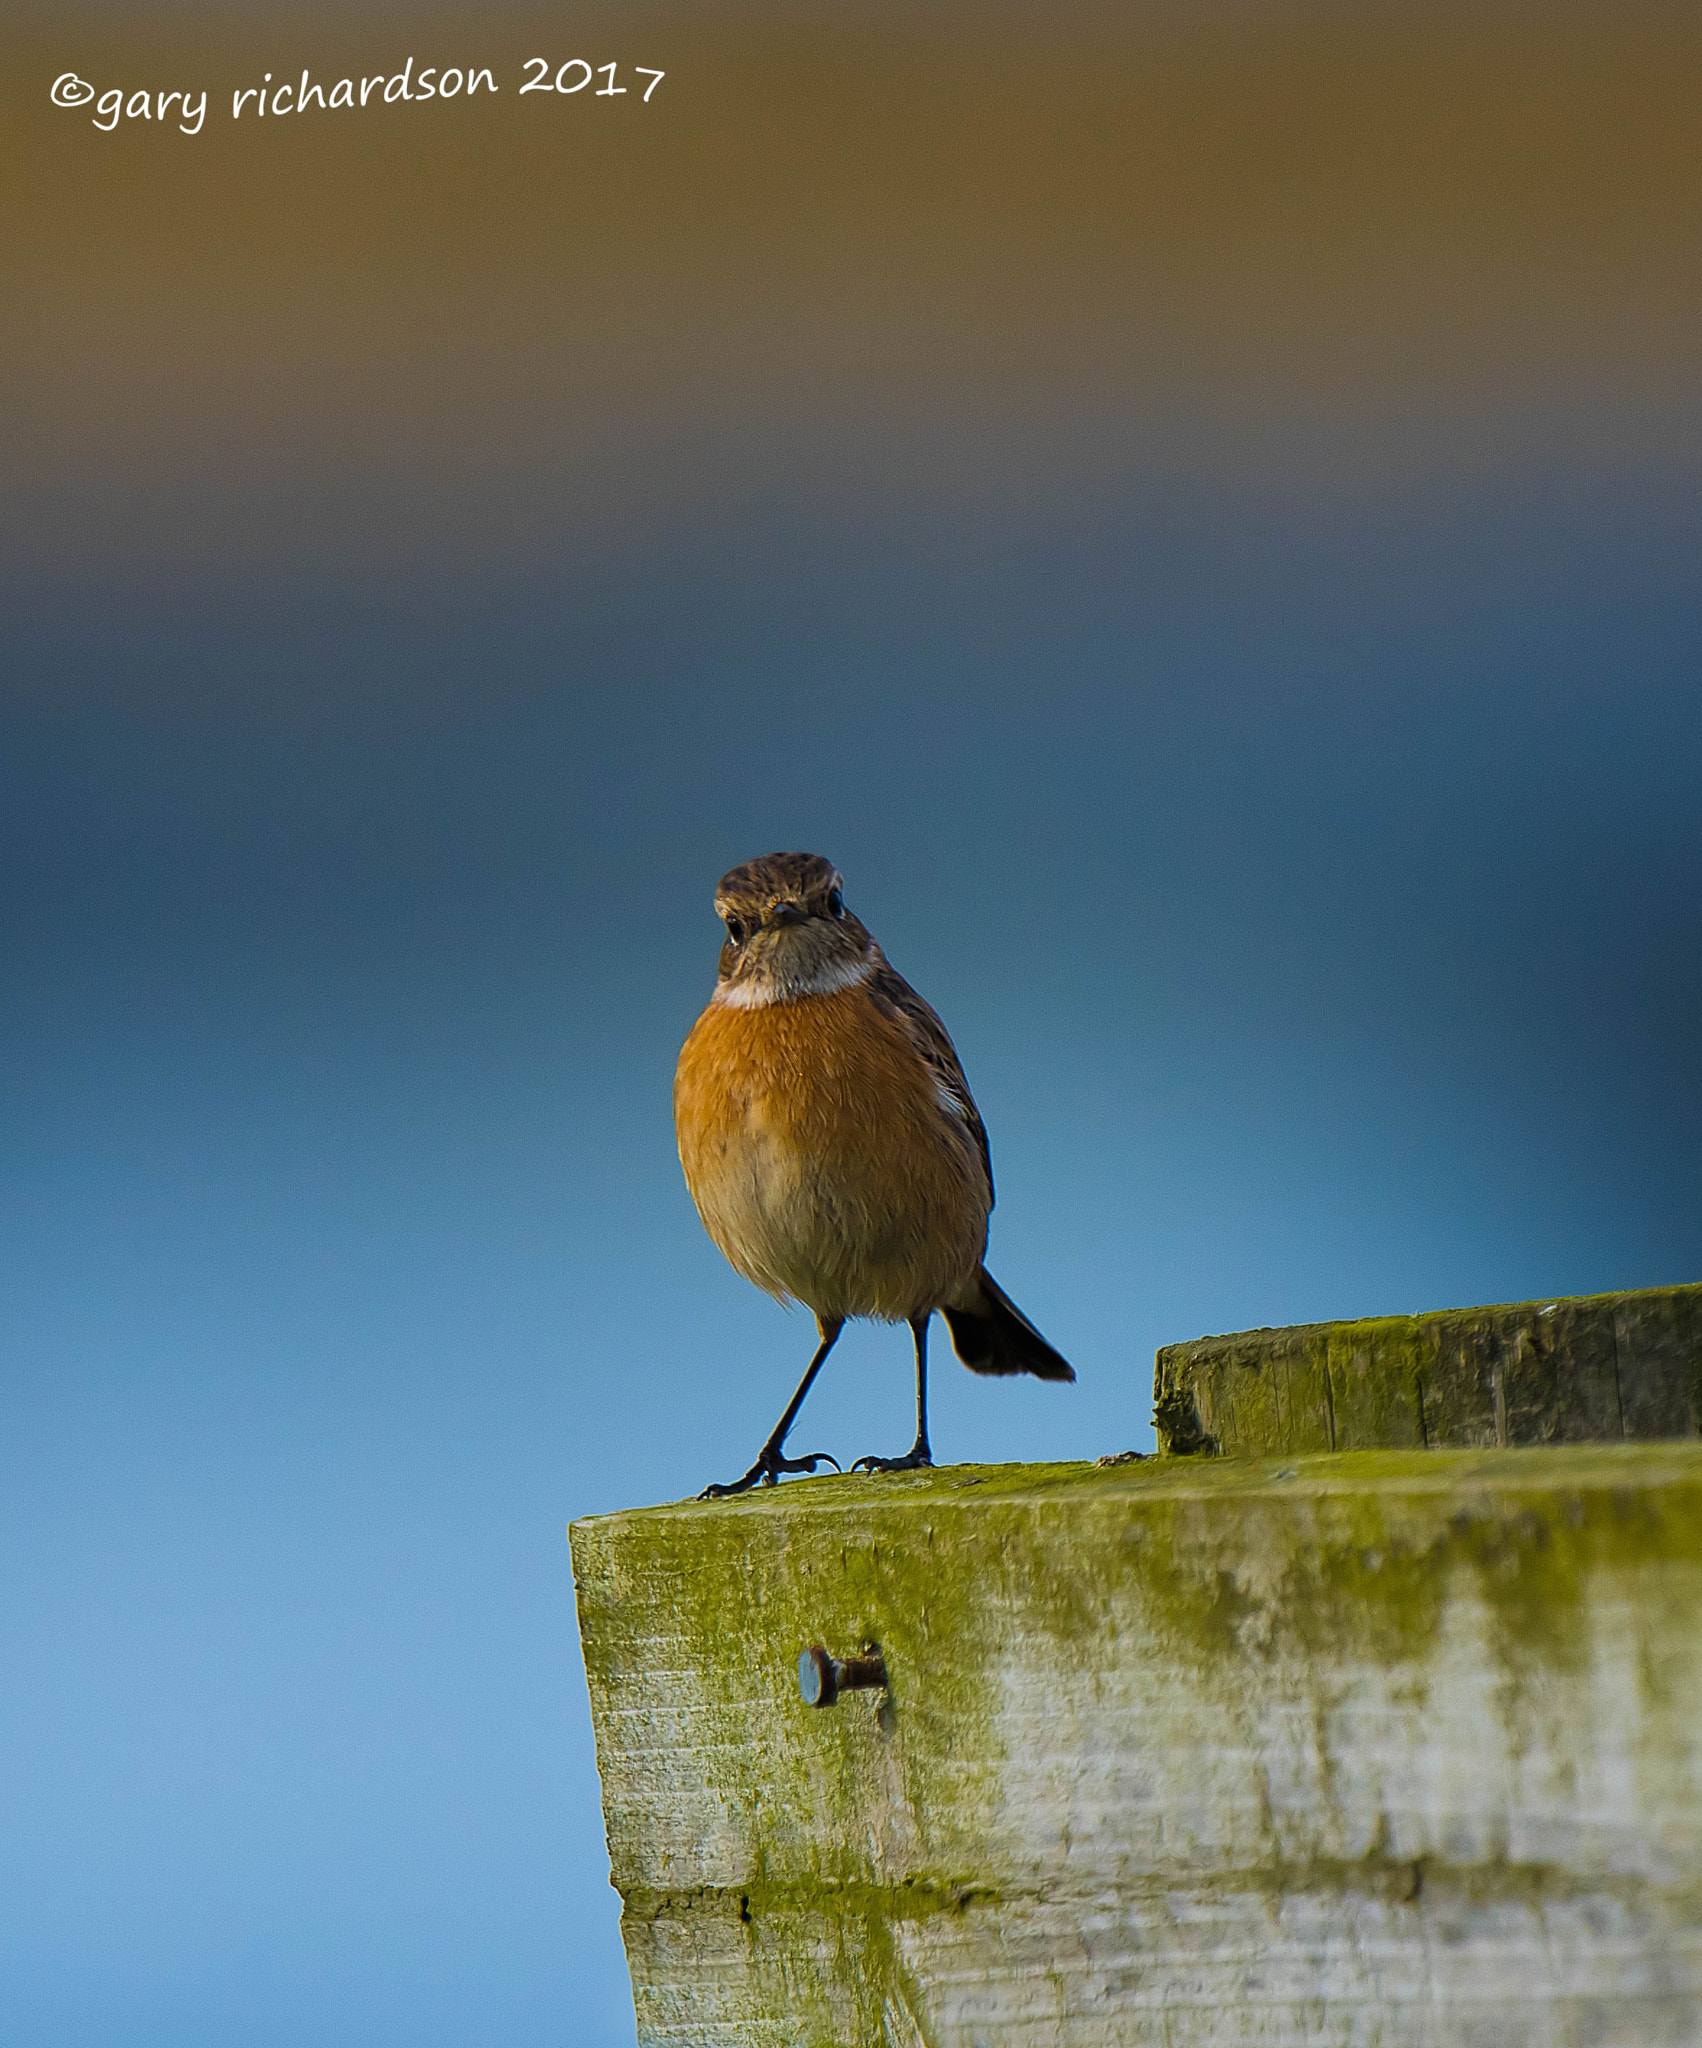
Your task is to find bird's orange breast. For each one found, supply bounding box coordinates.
[674,986,989,1322]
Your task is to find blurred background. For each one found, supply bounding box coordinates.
[4,1,1700,2040]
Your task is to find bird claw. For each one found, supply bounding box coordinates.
[768,1449,841,1480]
[698,1447,841,1500]
[851,1448,934,1475]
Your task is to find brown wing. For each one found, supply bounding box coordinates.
[867,954,995,1208]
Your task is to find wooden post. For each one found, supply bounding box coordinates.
[1152,1283,1702,1457]
[573,1441,1702,2045]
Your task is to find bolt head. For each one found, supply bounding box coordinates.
[798,1645,838,1707]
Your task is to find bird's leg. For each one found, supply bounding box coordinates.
[698,1318,845,1499]
[852,1314,935,1474]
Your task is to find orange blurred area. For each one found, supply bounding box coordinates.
[6,1,1701,584]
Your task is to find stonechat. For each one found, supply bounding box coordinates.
[674,851,1073,1498]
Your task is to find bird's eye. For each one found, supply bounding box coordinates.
[725,916,746,945]
[827,888,844,919]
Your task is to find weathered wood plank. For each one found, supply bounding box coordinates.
[1153,1283,1702,1457]
[572,1447,1702,2046]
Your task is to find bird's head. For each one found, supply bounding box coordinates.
[711,851,877,1006]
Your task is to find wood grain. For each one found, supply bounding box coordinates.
[572,1448,1702,2045]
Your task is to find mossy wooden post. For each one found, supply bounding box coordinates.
[572,1289,1702,2047]
[1153,1284,1702,1457]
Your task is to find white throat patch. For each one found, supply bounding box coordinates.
[713,956,874,1010]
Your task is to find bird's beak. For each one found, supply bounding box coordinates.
[767,902,807,928]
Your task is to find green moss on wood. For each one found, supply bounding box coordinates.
[1153,1283,1702,1457]
[573,1447,1702,2044]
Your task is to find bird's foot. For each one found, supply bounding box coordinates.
[851,1443,934,1476]
[698,1446,841,1500]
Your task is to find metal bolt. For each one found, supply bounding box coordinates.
[797,1644,886,1708]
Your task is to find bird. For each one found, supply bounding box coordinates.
[674,850,1073,1499]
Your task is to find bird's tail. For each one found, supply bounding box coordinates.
[941,1268,1075,1381]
